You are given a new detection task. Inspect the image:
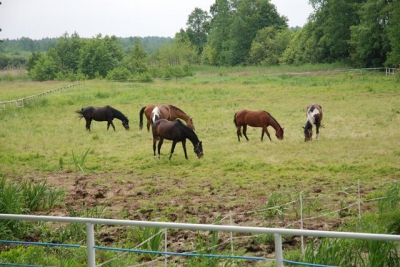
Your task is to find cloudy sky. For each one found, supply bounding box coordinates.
[0,0,313,40]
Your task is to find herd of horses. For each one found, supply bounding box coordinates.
[76,103,323,159]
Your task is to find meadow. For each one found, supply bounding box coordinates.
[1,66,400,265]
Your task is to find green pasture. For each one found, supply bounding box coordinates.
[1,69,399,188]
[1,67,400,265]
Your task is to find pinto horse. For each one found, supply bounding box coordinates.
[234,110,284,142]
[152,119,203,160]
[76,105,129,131]
[303,104,323,141]
[139,104,195,131]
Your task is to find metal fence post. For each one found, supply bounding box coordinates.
[274,233,283,267]
[86,222,96,267]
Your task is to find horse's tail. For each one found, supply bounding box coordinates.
[139,106,146,130]
[75,108,84,120]
[233,112,238,127]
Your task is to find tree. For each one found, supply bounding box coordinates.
[186,8,211,55]
[126,38,149,75]
[349,0,391,67]
[248,26,292,65]
[53,32,82,73]
[385,0,400,67]
[228,0,287,65]
[207,0,233,65]
[79,34,124,78]
[29,56,58,81]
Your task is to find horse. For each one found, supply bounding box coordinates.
[233,110,284,142]
[152,119,203,160]
[76,105,129,131]
[139,104,195,131]
[303,104,323,142]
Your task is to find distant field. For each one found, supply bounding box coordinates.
[1,68,400,261]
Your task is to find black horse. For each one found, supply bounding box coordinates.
[76,105,129,131]
[152,119,203,160]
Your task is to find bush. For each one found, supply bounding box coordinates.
[134,72,153,82]
[106,67,131,81]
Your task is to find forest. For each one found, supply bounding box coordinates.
[0,0,399,81]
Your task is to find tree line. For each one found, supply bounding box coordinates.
[1,0,399,81]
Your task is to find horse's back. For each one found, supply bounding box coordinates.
[236,110,268,126]
[153,119,186,140]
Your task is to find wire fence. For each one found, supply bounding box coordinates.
[0,179,398,267]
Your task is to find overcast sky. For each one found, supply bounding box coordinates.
[0,0,313,40]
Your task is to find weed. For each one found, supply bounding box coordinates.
[71,147,90,173]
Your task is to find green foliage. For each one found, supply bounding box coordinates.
[79,34,124,79]
[128,227,163,260]
[0,177,64,239]
[249,27,292,65]
[304,183,400,266]
[29,55,59,81]
[126,38,149,75]
[349,0,391,67]
[186,8,211,55]
[106,67,131,81]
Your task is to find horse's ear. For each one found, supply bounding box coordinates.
[302,126,305,129]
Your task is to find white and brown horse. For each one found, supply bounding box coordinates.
[303,104,323,141]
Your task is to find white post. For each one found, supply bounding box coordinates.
[300,192,304,255]
[229,210,235,265]
[86,222,96,267]
[164,229,168,266]
[274,233,283,267]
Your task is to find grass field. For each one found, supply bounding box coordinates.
[1,67,400,265]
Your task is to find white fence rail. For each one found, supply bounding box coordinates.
[1,213,400,267]
[0,83,83,110]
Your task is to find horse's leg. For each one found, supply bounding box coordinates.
[85,119,91,131]
[169,141,178,160]
[236,125,242,142]
[262,126,271,141]
[147,119,151,132]
[181,139,188,159]
[157,139,164,159]
[242,125,249,141]
[108,120,115,131]
[153,139,157,158]
[316,123,320,140]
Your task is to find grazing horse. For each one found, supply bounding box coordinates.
[152,119,203,160]
[139,104,195,131]
[233,110,284,142]
[303,104,323,142]
[76,105,129,131]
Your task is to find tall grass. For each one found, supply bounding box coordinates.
[0,177,64,239]
[301,183,400,266]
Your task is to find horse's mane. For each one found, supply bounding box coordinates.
[169,105,189,116]
[176,119,199,142]
[108,106,128,120]
[264,111,282,129]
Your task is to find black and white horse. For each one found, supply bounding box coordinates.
[303,104,323,142]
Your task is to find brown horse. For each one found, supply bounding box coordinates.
[76,105,129,131]
[303,104,323,142]
[139,104,195,131]
[152,119,203,160]
[233,110,284,142]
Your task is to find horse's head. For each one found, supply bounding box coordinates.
[122,118,130,130]
[194,141,203,159]
[188,118,195,131]
[276,127,284,140]
[303,126,312,141]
